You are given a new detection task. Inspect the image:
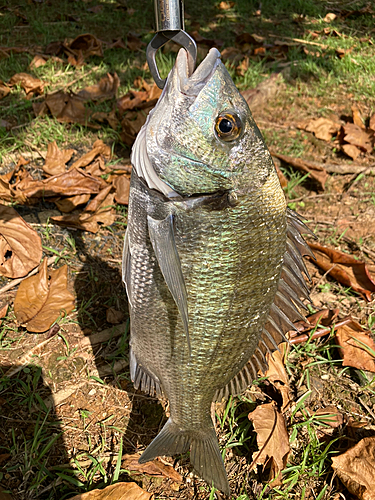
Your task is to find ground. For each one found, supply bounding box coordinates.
[0,0,375,499]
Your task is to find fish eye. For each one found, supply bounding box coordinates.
[214,112,242,142]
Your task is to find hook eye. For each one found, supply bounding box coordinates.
[146,30,197,89]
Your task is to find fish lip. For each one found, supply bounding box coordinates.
[176,47,221,96]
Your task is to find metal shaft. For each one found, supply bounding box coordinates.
[154,0,184,32]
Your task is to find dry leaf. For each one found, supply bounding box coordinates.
[117,83,161,114]
[335,319,375,372]
[29,55,47,69]
[324,13,337,22]
[66,482,152,500]
[0,82,10,100]
[218,1,234,9]
[352,104,366,129]
[248,402,290,487]
[331,437,375,500]
[114,175,130,205]
[241,74,282,112]
[303,117,341,141]
[43,141,74,176]
[71,139,111,169]
[369,113,375,132]
[342,123,373,153]
[263,345,291,410]
[0,204,42,278]
[54,194,91,213]
[270,152,328,191]
[342,143,361,160]
[9,73,44,96]
[68,33,103,59]
[77,73,119,102]
[122,453,182,481]
[51,185,115,233]
[308,242,375,301]
[106,307,125,324]
[14,259,75,332]
[0,304,8,326]
[0,487,14,500]
[314,405,344,428]
[220,47,242,62]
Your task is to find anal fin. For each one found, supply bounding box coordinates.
[147,214,190,354]
[130,347,162,398]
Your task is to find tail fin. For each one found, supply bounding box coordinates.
[139,418,230,495]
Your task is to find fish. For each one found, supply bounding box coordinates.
[122,47,314,495]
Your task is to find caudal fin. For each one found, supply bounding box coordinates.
[139,419,230,495]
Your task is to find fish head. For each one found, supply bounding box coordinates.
[137,48,279,198]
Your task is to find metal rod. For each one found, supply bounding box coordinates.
[154,0,184,31]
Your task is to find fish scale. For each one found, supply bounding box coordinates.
[123,47,314,494]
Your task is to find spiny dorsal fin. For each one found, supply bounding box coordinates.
[147,214,190,355]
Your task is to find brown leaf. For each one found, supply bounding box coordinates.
[43,141,74,176]
[71,139,111,169]
[29,55,47,70]
[335,319,375,372]
[191,31,223,48]
[117,83,161,114]
[323,12,337,22]
[352,104,366,129]
[218,1,234,9]
[270,152,328,191]
[262,345,291,410]
[308,242,375,301]
[114,175,130,205]
[126,33,145,52]
[14,168,104,199]
[14,259,75,333]
[54,194,91,213]
[0,204,42,278]
[91,109,120,130]
[220,47,242,62]
[369,113,375,132]
[248,402,290,487]
[342,143,361,160]
[9,73,44,96]
[51,185,115,233]
[241,74,282,112]
[120,112,149,146]
[0,487,14,500]
[303,117,341,141]
[0,81,10,100]
[67,33,103,59]
[66,482,152,500]
[106,307,125,324]
[122,453,182,482]
[77,73,119,102]
[0,304,8,326]
[342,123,373,153]
[314,405,344,428]
[331,437,375,500]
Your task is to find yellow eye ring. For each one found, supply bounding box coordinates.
[214,112,242,142]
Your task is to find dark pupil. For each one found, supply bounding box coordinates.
[219,118,233,134]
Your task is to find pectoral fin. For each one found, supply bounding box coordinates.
[147,214,190,354]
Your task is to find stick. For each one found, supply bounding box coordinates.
[0,256,55,296]
[268,33,328,49]
[289,317,352,345]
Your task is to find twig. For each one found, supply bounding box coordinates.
[268,33,328,49]
[0,256,55,296]
[289,317,352,345]
[23,139,46,159]
[341,164,375,200]
[62,66,99,91]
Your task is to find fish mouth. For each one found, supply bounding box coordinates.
[175,47,221,96]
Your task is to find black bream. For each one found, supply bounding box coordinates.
[122,47,313,494]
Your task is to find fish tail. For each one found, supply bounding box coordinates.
[139,419,230,495]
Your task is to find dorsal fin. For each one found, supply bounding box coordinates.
[147,214,190,355]
[214,210,313,401]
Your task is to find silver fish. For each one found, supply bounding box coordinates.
[122,47,313,494]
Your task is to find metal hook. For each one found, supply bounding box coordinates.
[146,30,197,89]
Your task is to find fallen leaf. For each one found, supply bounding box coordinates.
[0,486,14,500]
[9,73,44,96]
[77,73,119,102]
[120,112,149,146]
[0,304,8,326]
[220,47,242,62]
[91,109,120,130]
[235,32,265,47]
[241,74,282,112]
[13,167,104,199]
[51,185,115,233]
[0,81,10,100]
[218,1,234,9]
[14,259,75,333]
[308,242,375,301]
[331,437,375,500]
[43,141,74,176]
[117,83,161,114]
[0,204,42,278]
[106,307,125,324]
[126,33,145,52]
[122,453,182,482]
[71,139,111,169]
[270,152,328,191]
[342,123,373,153]
[369,113,375,132]
[314,405,344,428]
[29,55,47,69]
[335,319,375,372]
[191,31,223,48]
[66,482,152,500]
[303,117,341,141]
[262,345,291,410]
[54,193,91,213]
[248,402,290,487]
[67,33,103,59]
[324,13,337,22]
[352,104,366,129]
[114,175,130,205]
[342,143,361,160]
